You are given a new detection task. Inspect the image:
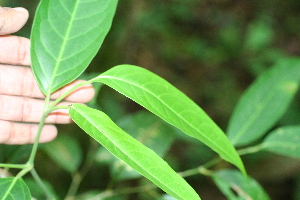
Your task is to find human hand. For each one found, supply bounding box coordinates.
[0,7,95,144]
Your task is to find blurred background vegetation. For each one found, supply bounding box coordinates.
[1,0,300,199]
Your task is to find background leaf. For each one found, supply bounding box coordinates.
[212,169,270,200]
[69,103,201,200]
[227,58,300,146]
[0,177,31,200]
[262,126,300,159]
[42,134,83,173]
[90,64,245,175]
[30,0,118,94]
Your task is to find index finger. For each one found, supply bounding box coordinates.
[0,7,28,35]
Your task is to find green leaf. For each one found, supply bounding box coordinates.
[30,0,118,94]
[90,64,246,175]
[0,177,31,200]
[111,111,176,180]
[117,111,175,158]
[69,104,201,200]
[227,58,300,146]
[42,134,83,173]
[262,126,300,159]
[212,169,270,200]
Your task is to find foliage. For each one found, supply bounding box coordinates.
[1,0,300,199]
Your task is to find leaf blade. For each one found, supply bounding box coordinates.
[90,64,246,175]
[0,177,31,200]
[227,58,300,146]
[262,125,300,158]
[212,169,270,200]
[69,104,201,200]
[31,0,118,94]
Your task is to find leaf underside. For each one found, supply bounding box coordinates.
[0,177,31,200]
[30,0,118,94]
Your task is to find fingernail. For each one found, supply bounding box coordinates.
[12,7,26,12]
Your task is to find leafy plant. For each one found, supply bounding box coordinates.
[1,0,300,199]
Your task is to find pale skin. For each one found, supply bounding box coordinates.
[0,7,95,144]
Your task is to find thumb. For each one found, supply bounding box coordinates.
[0,7,29,35]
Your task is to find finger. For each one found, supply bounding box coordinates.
[0,120,57,144]
[0,35,30,66]
[0,7,29,35]
[0,65,95,103]
[0,94,74,123]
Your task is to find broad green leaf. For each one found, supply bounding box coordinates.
[42,134,83,173]
[212,169,270,200]
[117,111,175,158]
[90,64,246,175]
[262,126,300,159]
[31,0,118,94]
[111,111,175,180]
[69,104,201,200]
[0,177,31,200]
[227,58,300,146]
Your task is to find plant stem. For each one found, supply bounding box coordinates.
[178,160,217,178]
[0,163,28,169]
[92,184,157,200]
[65,140,98,200]
[237,143,265,156]
[27,111,48,165]
[49,81,92,108]
[31,168,56,200]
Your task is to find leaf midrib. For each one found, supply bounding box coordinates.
[46,0,80,95]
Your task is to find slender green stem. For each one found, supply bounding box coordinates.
[28,103,69,165]
[179,160,217,178]
[237,143,265,156]
[0,163,28,169]
[27,112,48,165]
[49,80,92,108]
[202,156,222,169]
[31,169,56,200]
[65,140,98,200]
[92,184,157,200]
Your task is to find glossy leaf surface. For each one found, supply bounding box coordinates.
[90,64,245,175]
[0,177,31,200]
[262,126,300,158]
[212,170,270,200]
[227,58,300,146]
[69,104,201,200]
[31,0,118,94]
[42,134,83,173]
